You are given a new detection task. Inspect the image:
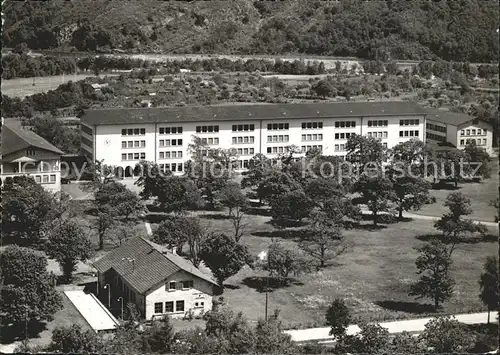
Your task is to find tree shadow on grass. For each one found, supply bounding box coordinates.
[431,181,461,191]
[198,213,231,220]
[242,276,303,293]
[375,300,436,314]
[0,321,47,344]
[417,233,498,244]
[244,207,272,217]
[352,222,387,231]
[252,229,310,241]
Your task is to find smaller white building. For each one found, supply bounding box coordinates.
[425,109,494,155]
[94,237,219,320]
[1,119,63,192]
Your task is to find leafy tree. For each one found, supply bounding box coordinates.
[152,216,207,267]
[478,256,498,323]
[464,140,492,179]
[46,219,93,283]
[241,153,271,203]
[186,137,236,209]
[346,135,386,171]
[325,299,351,339]
[355,175,397,225]
[391,138,427,168]
[199,233,254,289]
[409,240,454,310]
[24,116,80,154]
[104,322,145,353]
[265,240,309,281]
[419,316,476,353]
[254,313,297,354]
[95,181,142,220]
[436,148,471,188]
[257,169,298,204]
[218,182,248,216]
[0,245,62,326]
[389,331,425,353]
[50,324,102,353]
[340,322,390,354]
[434,192,487,256]
[142,316,175,353]
[270,189,313,224]
[300,211,347,268]
[204,304,255,354]
[218,182,249,241]
[391,175,431,219]
[94,181,142,249]
[312,79,336,98]
[2,175,59,246]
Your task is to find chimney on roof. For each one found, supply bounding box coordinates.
[171,247,177,255]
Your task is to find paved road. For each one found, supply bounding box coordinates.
[361,209,498,228]
[285,312,496,342]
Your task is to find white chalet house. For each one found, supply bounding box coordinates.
[93,237,219,320]
[1,119,63,192]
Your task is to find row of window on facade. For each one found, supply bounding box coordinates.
[399,130,420,137]
[159,163,183,172]
[196,125,219,133]
[426,123,447,133]
[267,135,289,143]
[119,119,423,138]
[460,128,486,136]
[232,136,255,144]
[367,120,388,127]
[302,122,323,129]
[154,300,189,314]
[426,132,447,142]
[335,132,355,140]
[460,138,487,146]
[122,128,146,136]
[233,124,255,132]
[400,119,420,126]
[122,152,146,161]
[34,174,57,184]
[302,134,323,141]
[302,145,323,153]
[122,140,146,149]
[334,143,387,152]
[159,139,183,147]
[367,131,388,139]
[159,151,183,159]
[160,127,183,135]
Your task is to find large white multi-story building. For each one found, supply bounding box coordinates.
[80,102,492,176]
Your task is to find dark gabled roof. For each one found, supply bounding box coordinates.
[81,101,428,126]
[93,237,218,294]
[1,120,64,156]
[423,108,477,126]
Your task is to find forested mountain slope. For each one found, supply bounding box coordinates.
[3,0,499,62]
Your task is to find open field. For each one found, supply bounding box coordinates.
[418,159,499,222]
[188,211,498,329]
[1,73,119,98]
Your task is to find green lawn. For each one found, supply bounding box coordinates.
[416,158,499,222]
[194,211,498,329]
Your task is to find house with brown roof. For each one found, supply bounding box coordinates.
[93,237,219,320]
[1,119,63,192]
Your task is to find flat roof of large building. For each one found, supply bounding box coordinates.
[81,101,428,126]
